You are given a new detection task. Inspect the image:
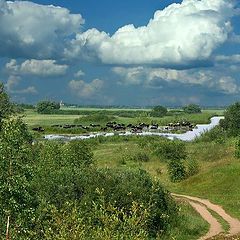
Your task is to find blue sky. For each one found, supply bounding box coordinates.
[0,0,240,106]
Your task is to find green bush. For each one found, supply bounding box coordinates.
[132,152,150,162]
[220,102,240,136]
[150,105,168,117]
[195,126,227,143]
[0,117,38,238]
[235,138,240,159]
[183,104,201,114]
[154,140,187,161]
[0,83,13,123]
[36,100,60,114]
[168,160,186,182]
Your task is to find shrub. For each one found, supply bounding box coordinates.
[154,140,187,161]
[235,138,240,159]
[0,83,13,122]
[36,100,60,114]
[195,126,227,144]
[220,102,240,136]
[151,105,168,117]
[0,117,38,238]
[183,104,201,114]
[132,152,150,162]
[168,160,186,182]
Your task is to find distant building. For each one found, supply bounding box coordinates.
[60,100,64,107]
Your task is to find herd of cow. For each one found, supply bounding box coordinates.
[32,120,195,133]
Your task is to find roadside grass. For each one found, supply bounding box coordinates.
[170,157,240,219]
[160,200,209,240]
[209,209,229,232]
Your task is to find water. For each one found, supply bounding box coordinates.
[44,116,224,142]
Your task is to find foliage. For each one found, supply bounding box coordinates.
[235,138,240,159]
[154,140,187,161]
[40,200,149,240]
[183,104,201,114]
[151,105,168,117]
[36,100,60,114]
[0,83,13,122]
[62,141,94,167]
[0,117,37,238]
[168,160,186,182]
[220,102,240,136]
[33,141,93,208]
[195,125,227,144]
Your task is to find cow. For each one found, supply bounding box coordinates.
[32,126,45,132]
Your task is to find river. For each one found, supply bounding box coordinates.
[44,116,224,142]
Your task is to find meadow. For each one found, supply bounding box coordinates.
[23,108,223,128]
[18,107,240,240]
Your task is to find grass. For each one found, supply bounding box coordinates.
[91,134,240,238]
[60,106,152,111]
[22,109,221,128]
[161,200,209,240]
[22,109,80,126]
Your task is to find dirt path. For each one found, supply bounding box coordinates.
[172,193,240,240]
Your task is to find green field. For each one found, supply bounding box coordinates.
[22,108,223,127]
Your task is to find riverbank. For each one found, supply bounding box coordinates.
[44,116,224,142]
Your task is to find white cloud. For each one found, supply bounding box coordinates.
[74,69,85,77]
[67,0,234,66]
[0,0,84,59]
[112,66,239,94]
[229,33,240,43]
[215,54,240,64]
[69,79,104,98]
[5,75,37,94]
[6,59,68,76]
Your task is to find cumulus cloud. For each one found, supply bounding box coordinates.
[0,0,84,59]
[74,69,85,77]
[6,59,68,76]
[215,54,240,64]
[69,79,104,98]
[67,0,234,67]
[112,66,239,94]
[5,75,37,94]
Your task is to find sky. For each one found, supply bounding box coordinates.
[0,0,240,107]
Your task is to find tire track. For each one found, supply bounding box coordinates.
[172,193,240,239]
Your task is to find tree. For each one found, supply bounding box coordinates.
[0,83,13,121]
[151,105,168,117]
[154,140,187,182]
[36,100,60,114]
[220,102,240,136]
[183,104,201,114]
[0,117,37,238]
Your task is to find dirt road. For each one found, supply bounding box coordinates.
[172,193,240,240]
